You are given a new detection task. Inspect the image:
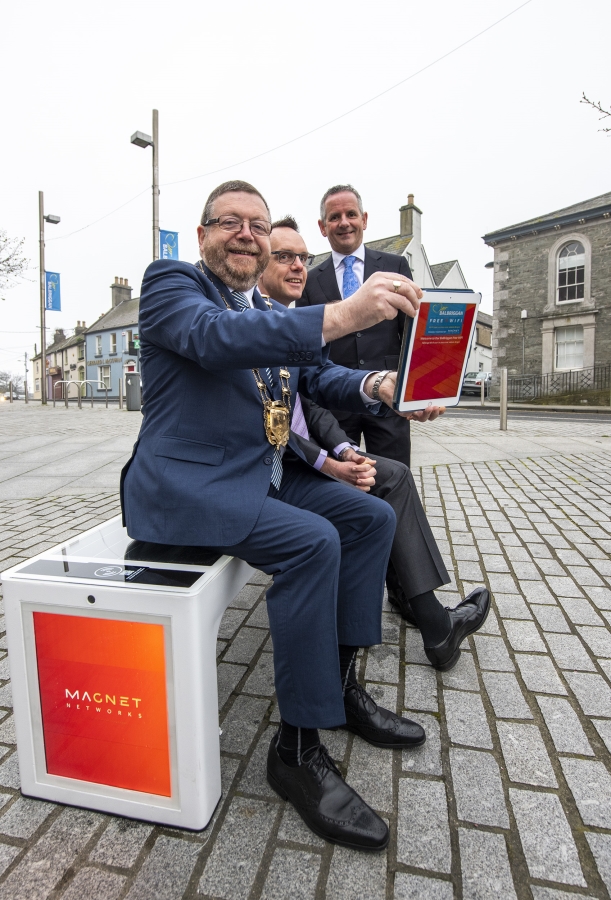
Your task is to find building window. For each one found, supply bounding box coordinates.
[35,379,40,392]
[95,335,102,356]
[555,325,584,370]
[78,342,84,360]
[110,333,117,354]
[557,242,585,304]
[99,365,111,390]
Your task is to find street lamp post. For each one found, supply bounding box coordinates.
[38,192,61,406]
[131,109,159,260]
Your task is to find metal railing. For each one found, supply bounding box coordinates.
[507,364,611,402]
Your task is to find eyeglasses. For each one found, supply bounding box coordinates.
[204,216,272,237]
[271,250,315,267]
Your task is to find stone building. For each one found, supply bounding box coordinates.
[31,324,87,401]
[311,193,490,372]
[483,191,611,376]
[85,278,139,399]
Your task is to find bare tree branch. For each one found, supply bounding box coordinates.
[0,230,29,300]
[581,92,611,133]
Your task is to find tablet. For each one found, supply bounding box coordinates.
[393,290,481,412]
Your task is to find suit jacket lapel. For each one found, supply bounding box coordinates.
[364,248,383,281]
[317,256,342,303]
[252,287,269,311]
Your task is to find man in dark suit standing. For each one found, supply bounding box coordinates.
[299,185,421,618]
[298,184,413,467]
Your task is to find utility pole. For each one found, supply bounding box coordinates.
[152,109,159,261]
[38,192,61,405]
[24,352,29,404]
[131,109,159,260]
[39,192,46,405]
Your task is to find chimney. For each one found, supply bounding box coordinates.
[53,328,66,345]
[399,193,422,239]
[111,276,132,308]
[74,321,87,334]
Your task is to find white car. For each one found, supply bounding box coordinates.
[462,372,491,395]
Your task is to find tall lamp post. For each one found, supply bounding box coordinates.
[131,109,159,261]
[39,192,61,405]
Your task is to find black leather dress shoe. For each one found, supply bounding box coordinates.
[342,682,425,748]
[267,736,389,852]
[424,587,490,671]
[387,585,418,627]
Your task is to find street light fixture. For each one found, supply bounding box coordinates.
[39,192,61,406]
[131,109,159,260]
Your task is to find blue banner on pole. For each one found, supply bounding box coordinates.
[160,230,179,260]
[45,272,61,311]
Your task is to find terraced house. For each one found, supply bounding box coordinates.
[85,278,139,399]
[31,324,87,401]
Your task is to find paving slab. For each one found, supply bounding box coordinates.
[2,409,611,898]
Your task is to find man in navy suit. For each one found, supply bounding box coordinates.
[122,180,440,852]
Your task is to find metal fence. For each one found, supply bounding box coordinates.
[507,364,611,402]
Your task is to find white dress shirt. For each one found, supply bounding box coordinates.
[332,243,366,299]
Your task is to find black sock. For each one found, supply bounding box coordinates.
[277,719,320,767]
[409,590,451,646]
[338,644,360,695]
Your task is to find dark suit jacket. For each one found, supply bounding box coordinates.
[298,248,413,372]
[122,260,388,548]
[294,397,353,467]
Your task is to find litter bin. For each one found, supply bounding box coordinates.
[125,373,141,411]
[1,516,253,829]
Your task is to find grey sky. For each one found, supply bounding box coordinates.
[1,0,609,378]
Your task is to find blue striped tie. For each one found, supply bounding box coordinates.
[232,291,283,489]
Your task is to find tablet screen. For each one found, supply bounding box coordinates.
[394,293,481,410]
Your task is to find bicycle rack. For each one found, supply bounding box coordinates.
[51,380,109,409]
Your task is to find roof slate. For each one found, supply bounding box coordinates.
[32,331,85,361]
[86,297,140,333]
[430,261,456,285]
[486,191,611,236]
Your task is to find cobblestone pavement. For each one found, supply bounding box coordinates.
[2,408,611,897]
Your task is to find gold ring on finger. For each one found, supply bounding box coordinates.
[392,280,401,293]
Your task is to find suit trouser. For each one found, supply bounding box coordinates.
[331,410,412,469]
[366,454,450,599]
[213,458,396,729]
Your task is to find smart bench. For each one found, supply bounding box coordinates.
[1,516,253,829]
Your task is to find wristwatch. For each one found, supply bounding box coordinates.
[371,370,391,402]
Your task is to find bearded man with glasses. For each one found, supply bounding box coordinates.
[122,180,445,852]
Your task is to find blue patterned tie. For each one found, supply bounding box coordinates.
[232,291,283,489]
[342,255,360,298]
